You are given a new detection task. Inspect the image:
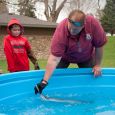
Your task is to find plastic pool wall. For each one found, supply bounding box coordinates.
[0,68,115,115]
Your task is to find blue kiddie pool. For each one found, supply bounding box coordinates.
[0,68,115,115]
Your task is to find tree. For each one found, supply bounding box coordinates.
[43,0,67,22]
[0,0,37,17]
[1,0,102,22]
[0,0,8,13]
[37,0,101,22]
[100,0,115,36]
[18,0,37,18]
[68,0,100,13]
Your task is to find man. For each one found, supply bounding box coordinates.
[34,10,107,94]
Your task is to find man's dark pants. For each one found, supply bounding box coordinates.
[56,58,95,68]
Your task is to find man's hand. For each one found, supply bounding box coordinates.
[34,79,48,94]
[92,65,102,77]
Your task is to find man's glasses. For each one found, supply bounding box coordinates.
[68,19,83,27]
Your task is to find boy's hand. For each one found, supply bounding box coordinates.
[34,63,40,70]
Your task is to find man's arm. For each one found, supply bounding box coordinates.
[95,47,103,65]
[34,54,61,94]
[93,47,103,77]
[91,16,107,77]
[43,54,61,82]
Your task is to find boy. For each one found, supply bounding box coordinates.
[4,18,40,72]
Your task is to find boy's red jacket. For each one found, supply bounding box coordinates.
[4,19,31,72]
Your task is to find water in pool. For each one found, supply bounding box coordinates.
[0,87,115,115]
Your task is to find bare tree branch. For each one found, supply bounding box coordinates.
[0,0,8,13]
[53,0,67,21]
[18,0,37,17]
[98,0,101,9]
[52,0,57,11]
[43,0,67,22]
[44,0,50,20]
[37,0,104,22]
[56,0,67,13]
[0,0,19,5]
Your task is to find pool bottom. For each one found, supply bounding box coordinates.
[0,87,115,115]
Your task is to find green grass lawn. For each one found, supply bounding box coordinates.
[102,36,115,67]
[0,36,115,73]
